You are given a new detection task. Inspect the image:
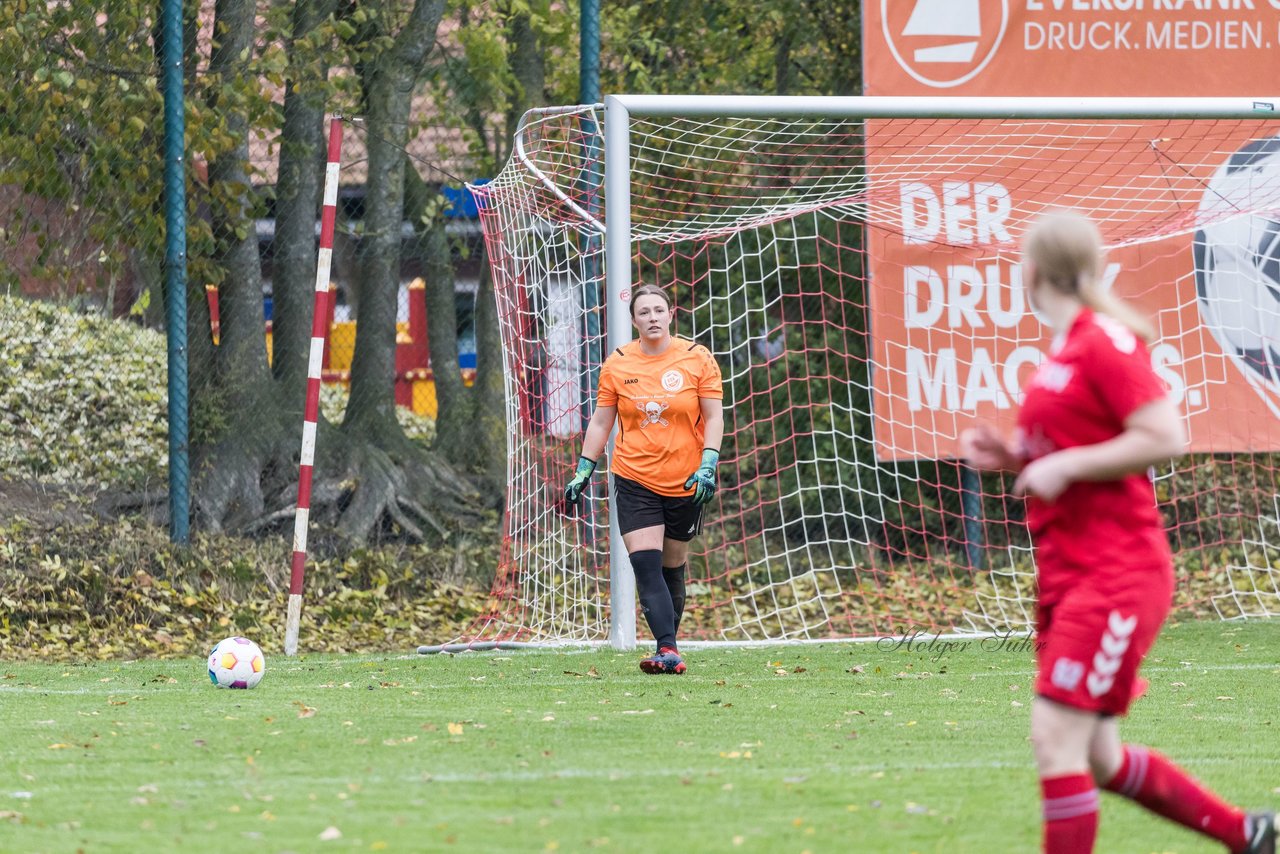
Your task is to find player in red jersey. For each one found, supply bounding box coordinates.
[962,210,1275,854]
[564,284,724,674]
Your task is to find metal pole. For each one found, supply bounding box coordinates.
[161,0,189,544]
[577,1,603,397]
[576,0,605,564]
[604,96,636,651]
[961,467,987,572]
[578,9,601,394]
[577,12,603,430]
[579,0,599,105]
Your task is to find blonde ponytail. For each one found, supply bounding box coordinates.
[1025,209,1156,343]
[1078,284,1156,344]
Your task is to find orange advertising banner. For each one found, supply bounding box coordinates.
[865,0,1280,98]
[863,0,1280,459]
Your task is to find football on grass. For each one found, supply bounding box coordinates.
[207,636,266,689]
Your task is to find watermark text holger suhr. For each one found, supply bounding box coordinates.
[876,629,1046,662]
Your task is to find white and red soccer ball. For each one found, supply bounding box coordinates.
[207,636,266,689]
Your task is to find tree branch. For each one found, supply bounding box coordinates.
[394,0,447,67]
[41,36,152,81]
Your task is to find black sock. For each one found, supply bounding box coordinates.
[663,564,687,636]
[630,549,676,651]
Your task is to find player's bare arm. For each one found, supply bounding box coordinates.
[579,404,617,462]
[699,396,724,453]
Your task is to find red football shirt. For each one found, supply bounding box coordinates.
[1015,309,1173,606]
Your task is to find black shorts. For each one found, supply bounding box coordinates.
[613,475,704,542]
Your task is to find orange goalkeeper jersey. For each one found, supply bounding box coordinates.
[597,336,724,496]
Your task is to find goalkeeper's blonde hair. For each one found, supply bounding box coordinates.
[1024,209,1156,343]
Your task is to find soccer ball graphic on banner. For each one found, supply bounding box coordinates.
[207,636,266,689]
[1195,134,1280,419]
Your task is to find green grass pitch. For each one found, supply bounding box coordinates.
[1,620,1276,853]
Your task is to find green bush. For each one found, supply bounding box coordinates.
[0,294,439,491]
[0,294,168,489]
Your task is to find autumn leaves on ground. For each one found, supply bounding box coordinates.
[3,621,1276,853]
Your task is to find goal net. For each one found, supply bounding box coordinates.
[459,96,1280,649]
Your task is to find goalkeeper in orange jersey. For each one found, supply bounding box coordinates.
[564,284,724,674]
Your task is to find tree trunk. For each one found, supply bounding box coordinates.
[774,15,795,95]
[273,0,338,408]
[429,7,542,487]
[206,0,269,400]
[470,251,507,491]
[420,216,466,438]
[502,11,545,163]
[345,59,412,439]
[330,0,485,542]
[194,0,278,529]
[345,0,445,441]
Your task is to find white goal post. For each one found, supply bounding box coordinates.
[426,95,1280,654]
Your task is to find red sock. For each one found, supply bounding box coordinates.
[1104,745,1247,850]
[1042,773,1099,854]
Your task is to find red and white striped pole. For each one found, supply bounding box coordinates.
[285,116,344,656]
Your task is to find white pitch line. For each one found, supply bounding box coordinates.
[92,757,1250,789]
[0,661,1274,696]
[394,754,1268,785]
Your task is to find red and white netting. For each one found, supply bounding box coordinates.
[463,103,1280,646]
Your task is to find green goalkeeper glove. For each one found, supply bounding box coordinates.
[683,449,720,506]
[564,456,598,508]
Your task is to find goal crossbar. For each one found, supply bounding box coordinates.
[608,94,1280,120]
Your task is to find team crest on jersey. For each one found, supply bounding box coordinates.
[637,400,669,428]
[1030,361,1074,394]
[1050,657,1084,693]
[661,370,684,392]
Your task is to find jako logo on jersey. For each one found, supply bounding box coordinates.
[881,0,1009,89]
[661,370,684,392]
[623,378,639,384]
[1086,611,1138,698]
